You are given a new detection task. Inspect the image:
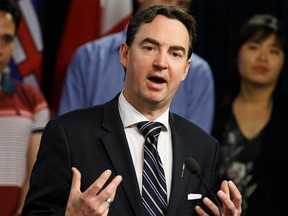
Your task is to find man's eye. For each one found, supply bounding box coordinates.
[3,35,14,44]
[143,46,153,51]
[170,51,182,58]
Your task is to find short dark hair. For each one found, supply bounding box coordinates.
[0,0,21,34]
[126,4,196,59]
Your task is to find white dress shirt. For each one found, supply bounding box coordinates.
[118,92,173,202]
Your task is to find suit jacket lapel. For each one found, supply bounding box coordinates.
[100,95,143,215]
[166,113,198,215]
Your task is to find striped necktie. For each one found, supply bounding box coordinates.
[137,121,168,216]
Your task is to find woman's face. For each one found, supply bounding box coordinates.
[237,34,284,87]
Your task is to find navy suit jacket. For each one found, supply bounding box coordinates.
[23,94,219,215]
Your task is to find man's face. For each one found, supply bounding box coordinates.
[120,15,191,112]
[0,11,15,73]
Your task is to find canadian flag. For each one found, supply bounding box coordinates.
[101,0,132,36]
[51,0,132,114]
[10,0,43,88]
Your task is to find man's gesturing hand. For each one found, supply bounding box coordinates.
[65,167,122,216]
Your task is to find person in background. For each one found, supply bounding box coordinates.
[58,0,214,134]
[23,4,241,216]
[212,14,288,215]
[0,1,50,215]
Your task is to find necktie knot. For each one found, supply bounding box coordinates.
[137,121,163,143]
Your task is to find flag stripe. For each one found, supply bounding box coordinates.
[18,0,43,52]
[10,0,43,88]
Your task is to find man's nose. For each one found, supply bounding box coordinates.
[153,52,168,70]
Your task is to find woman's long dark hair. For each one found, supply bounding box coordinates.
[213,14,287,136]
[223,14,287,108]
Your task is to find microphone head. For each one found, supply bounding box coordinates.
[185,158,200,175]
[184,158,223,216]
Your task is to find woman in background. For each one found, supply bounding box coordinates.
[212,14,288,215]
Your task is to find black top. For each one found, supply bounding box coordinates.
[212,85,288,215]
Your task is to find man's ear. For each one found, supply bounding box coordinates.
[182,59,191,81]
[119,43,128,68]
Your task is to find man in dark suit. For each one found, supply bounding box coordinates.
[22,4,242,216]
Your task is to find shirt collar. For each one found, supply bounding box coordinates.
[118,91,169,130]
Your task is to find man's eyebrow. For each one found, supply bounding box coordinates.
[141,38,160,46]
[170,45,186,54]
[140,37,186,54]
[3,33,14,38]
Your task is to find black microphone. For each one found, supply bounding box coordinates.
[184,158,223,216]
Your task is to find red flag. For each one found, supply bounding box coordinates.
[11,0,43,88]
[16,14,42,85]
[51,0,132,115]
[50,0,102,114]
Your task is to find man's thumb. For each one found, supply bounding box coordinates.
[71,167,81,192]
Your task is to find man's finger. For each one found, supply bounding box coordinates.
[85,169,112,197]
[71,167,81,193]
[220,180,230,199]
[195,205,209,216]
[228,181,242,208]
[96,175,122,206]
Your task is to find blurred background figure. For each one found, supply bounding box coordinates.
[33,0,288,126]
[8,0,43,89]
[0,1,50,215]
[212,14,288,215]
[58,0,215,134]
[50,0,132,117]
